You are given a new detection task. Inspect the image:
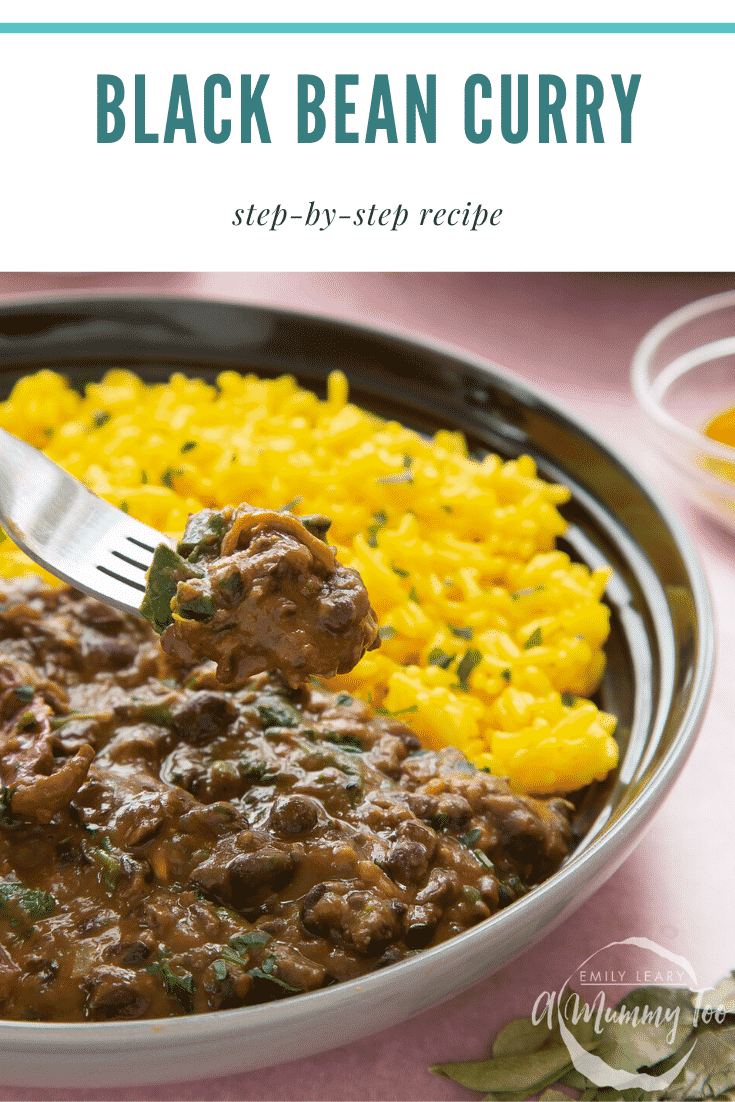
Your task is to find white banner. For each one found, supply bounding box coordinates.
[1,7,733,270]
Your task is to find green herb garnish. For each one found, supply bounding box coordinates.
[146,950,195,1010]
[524,627,543,649]
[366,510,387,548]
[458,827,482,849]
[455,648,482,689]
[161,466,184,489]
[378,624,396,640]
[180,440,197,453]
[219,571,243,596]
[323,731,364,752]
[94,847,121,891]
[501,668,511,682]
[449,625,474,640]
[257,698,301,730]
[177,509,225,562]
[279,496,303,512]
[0,882,56,926]
[92,410,110,428]
[139,542,205,634]
[561,692,576,706]
[408,587,421,603]
[12,685,35,703]
[428,648,456,670]
[511,585,544,600]
[176,594,216,621]
[248,954,299,992]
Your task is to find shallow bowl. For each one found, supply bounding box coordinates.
[632,287,735,531]
[0,294,714,1088]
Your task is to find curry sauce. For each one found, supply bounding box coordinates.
[0,579,572,1022]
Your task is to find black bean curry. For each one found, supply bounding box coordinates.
[141,504,380,687]
[0,573,573,1023]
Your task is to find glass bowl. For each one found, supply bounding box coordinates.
[632,288,735,531]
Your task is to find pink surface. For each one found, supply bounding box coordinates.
[0,272,733,1102]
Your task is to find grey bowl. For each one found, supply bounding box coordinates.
[0,295,714,1088]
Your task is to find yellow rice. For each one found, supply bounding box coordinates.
[0,367,618,795]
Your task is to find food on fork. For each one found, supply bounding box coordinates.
[141,504,380,688]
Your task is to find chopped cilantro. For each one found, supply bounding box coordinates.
[455,648,482,689]
[92,410,110,428]
[376,470,413,485]
[177,594,216,621]
[94,848,120,891]
[366,510,387,548]
[212,959,228,981]
[0,882,56,925]
[257,698,301,729]
[440,504,452,514]
[230,931,271,952]
[524,627,543,649]
[161,466,184,490]
[561,692,576,707]
[449,625,473,640]
[219,571,243,596]
[139,542,206,634]
[511,585,544,600]
[428,648,456,670]
[279,496,303,512]
[323,731,364,752]
[501,668,511,682]
[180,440,197,453]
[248,954,299,992]
[378,624,396,640]
[408,587,421,603]
[119,501,129,513]
[141,470,148,484]
[391,562,409,578]
[402,454,413,468]
[375,704,418,718]
[458,827,482,849]
[146,950,195,1010]
[178,509,225,562]
[12,685,35,703]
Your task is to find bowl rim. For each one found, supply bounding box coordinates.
[0,291,716,1045]
[631,286,735,463]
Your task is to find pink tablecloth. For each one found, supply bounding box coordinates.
[0,272,733,1102]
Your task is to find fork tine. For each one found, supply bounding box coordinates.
[0,428,170,616]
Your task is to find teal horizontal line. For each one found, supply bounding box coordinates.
[0,21,734,33]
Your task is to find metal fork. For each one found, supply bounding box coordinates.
[0,427,170,616]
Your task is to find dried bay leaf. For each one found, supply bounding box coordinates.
[492,1014,555,1056]
[594,986,695,1075]
[431,1044,573,1094]
[699,971,735,1018]
[657,1023,735,1100]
